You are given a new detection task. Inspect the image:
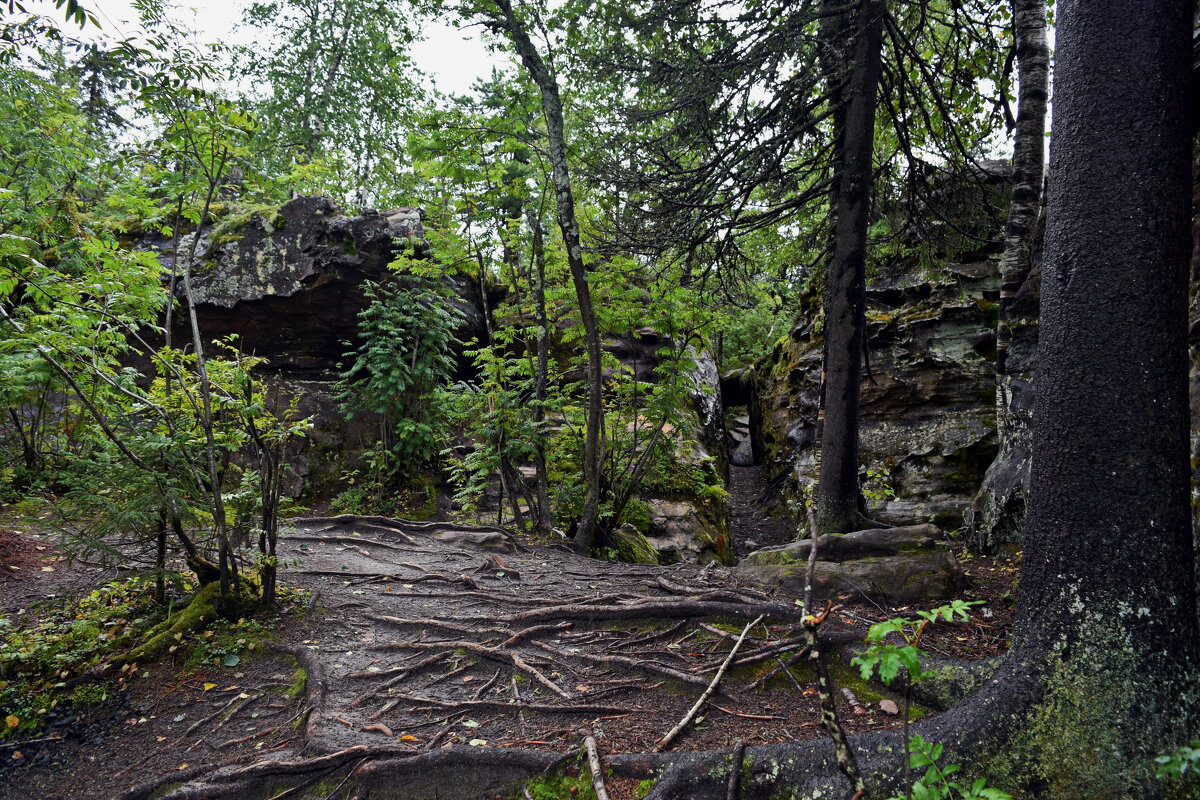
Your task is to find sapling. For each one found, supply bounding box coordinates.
[852,600,1012,800]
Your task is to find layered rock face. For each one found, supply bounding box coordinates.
[754,246,1002,533]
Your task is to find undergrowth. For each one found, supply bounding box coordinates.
[0,576,164,739]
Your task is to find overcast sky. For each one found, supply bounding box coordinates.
[75,0,503,97]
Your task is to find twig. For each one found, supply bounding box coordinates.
[841,687,869,715]
[652,615,764,753]
[472,668,504,701]
[583,729,611,800]
[711,704,785,721]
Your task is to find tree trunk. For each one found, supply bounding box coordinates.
[968,0,1050,554]
[643,2,1199,796]
[814,0,884,534]
[527,207,554,534]
[491,0,604,553]
[994,0,1048,412]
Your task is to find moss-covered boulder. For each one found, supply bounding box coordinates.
[736,524,965,604]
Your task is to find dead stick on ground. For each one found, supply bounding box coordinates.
[583,729,611,800]
[652,614,764,753]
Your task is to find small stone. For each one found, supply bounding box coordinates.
[879,699,900,715]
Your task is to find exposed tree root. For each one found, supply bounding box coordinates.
[383,638,571,698]
[388,692,628,715]
[505,597,806,626]
[267,642,328,751]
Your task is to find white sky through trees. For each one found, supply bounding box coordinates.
[77,0,501,96]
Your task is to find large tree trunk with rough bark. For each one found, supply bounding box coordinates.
[644,2,1199,796]
[815,0,885,534]
[488,0,604,553]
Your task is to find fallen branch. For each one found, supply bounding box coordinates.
[584,729,611,800]
[727,741,747,800]
[653,615,763,753]
[711,704,785,721]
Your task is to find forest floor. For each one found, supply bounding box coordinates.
[0,491,1017,800]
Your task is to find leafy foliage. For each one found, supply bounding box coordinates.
[336,262,463,488]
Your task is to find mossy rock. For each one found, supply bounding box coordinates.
[737,526,965,604]
[609,523,660,565]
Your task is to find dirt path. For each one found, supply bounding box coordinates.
[727,465,796,561]
[0,510,1014,800]
[0,515,897,800]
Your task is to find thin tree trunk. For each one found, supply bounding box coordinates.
[995,0,1049,438]
[177,152,237,598]
[491,0,604,553]
[527,207,554,534]
[815,0,885,534]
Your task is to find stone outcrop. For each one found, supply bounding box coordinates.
[143,197,488,378]
[736,524,965,604]
[754,245,1002,533]
[138,196,491,496]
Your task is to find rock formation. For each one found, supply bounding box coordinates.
[753,243,1002,534]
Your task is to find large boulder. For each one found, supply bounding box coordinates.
[737,524,965,604]
[141,197,488,378]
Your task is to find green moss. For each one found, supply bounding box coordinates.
[124,581,222,665]
[633,778,657,798]
[285,667,308,699]
[517,772,597,799]
[607,525,659,565]
[983,612,1200,800]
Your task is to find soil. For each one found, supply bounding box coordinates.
[728,464,795,561]
[0,481,1017,800]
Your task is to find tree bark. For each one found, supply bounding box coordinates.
[528,208,554,534]
[969,0,1050,554]
[994,0,1048,413]
[815,0,885,534]
[489,0,604,553]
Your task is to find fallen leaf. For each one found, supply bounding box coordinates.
[879,700,900,715]
[203,683,217,692]
[468,738,487,746]
[178,763,189,770]
[462,719,480,728]
[157,737,167,742]
[41,566,54,572]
